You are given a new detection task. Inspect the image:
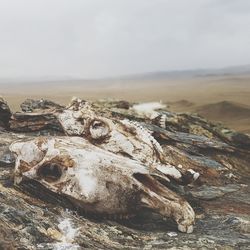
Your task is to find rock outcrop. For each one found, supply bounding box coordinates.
[0,97,11,130]
[0,98,249,249]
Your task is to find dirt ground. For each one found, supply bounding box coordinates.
[1,74,250,133]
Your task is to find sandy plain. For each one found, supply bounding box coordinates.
[1,74,250,133]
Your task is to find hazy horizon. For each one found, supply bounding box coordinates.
[0,63,250,82]
[1,0,250,79]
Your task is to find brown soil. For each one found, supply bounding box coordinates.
[1,74,250,133]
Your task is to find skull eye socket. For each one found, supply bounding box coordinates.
[37,163,63,182]
[89,119,110,140]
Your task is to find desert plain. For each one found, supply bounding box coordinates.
[1,74,250,134]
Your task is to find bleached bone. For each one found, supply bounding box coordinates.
[132,102,166,119]
[10,137,195,233]
[56,98,199,184]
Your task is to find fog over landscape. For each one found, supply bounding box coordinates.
[0,0,250,79]
[0,0,250,133]
[1,2,250,248]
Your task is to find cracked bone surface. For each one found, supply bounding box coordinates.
[10,136,195,233]
[56,98,199,184]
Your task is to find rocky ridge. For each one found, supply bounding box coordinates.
[0,98,249,249]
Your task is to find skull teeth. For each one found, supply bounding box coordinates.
[159,114,166,128]
[178,224,194,234]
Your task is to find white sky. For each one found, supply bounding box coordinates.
[0,0,250,78]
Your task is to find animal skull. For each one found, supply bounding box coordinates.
[56,98,199,185]
[10,136,195,233]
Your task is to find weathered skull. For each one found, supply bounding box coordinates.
[10,137,195,233]
[57,100,161,163]
[56,98,199,185]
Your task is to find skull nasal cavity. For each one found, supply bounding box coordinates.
[37,163,62,182]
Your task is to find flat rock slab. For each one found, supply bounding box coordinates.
[20,98,64,112]
[190,184,241,200]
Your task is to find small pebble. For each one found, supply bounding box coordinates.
[167,232,178,237]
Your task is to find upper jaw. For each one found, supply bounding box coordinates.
[10,136,195,233]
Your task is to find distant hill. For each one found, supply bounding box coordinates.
[1,64,250,83]
[117,64,250,80]
[195,101,250,121]
[194,101,250,134]
[168,99,195,107]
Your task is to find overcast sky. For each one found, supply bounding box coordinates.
[0,0,250,79]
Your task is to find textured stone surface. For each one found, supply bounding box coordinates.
[20,98,64,113]
[190,184,241,200]
[0,99,249,249]
[10,112,64,134]
[0,97,11,129]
